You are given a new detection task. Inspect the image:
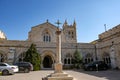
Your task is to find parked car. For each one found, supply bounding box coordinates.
[0,63,19,75]
[84,61,108,71]
[14,62,33,73]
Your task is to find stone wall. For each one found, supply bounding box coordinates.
[97,24,120,68]
[0,39,95,68]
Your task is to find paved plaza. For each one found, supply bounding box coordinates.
[0,70,120,80]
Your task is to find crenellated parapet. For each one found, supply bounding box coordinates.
[99,24,120,40]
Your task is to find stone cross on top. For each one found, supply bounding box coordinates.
[55,20,61,28]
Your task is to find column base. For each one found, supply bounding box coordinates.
[42,72,74,80]
[54,63,63,73]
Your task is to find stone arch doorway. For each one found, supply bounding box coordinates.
[43,55,53,68]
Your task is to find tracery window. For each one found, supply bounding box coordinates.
[64,53,73,65]
[43,31,51,42]
[84,53,93,64]
[84,58,93,64]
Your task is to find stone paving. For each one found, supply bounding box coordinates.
[0,70,120,80]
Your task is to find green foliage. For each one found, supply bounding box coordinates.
[23,43,41,71]
[73,50,83,69]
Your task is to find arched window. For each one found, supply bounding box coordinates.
[64,53,73,65]
[68,58,70,64]
[102,52,111,64]
[71,31,74,38]
[64,59,67,64]
[84,58,93,64]
[67,31,74,39]
[88,58,90,63]
[43,31,51,42]
[84,53,93,64]
[103,57,111,64]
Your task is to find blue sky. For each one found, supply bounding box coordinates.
[0,0,120,42]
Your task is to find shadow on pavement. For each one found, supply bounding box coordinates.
[73,69,120,80]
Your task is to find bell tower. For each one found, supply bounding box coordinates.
[62,20,77,43]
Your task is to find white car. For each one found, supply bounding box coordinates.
[0,63,19,75]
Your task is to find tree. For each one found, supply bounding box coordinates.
[23,43,41,71]
[73,50,83,69]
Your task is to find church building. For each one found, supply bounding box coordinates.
[0,20,120,69]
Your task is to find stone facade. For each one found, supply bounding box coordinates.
[96,24,120,69]
[1,20,120,69]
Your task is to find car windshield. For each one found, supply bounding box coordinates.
[0,63,10,66]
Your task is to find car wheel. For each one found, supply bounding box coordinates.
[2,70,9,75]
[24,68,29,73]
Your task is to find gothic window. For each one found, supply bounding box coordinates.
[84,58,93,64]
[46,36,48,41]
[67,31,74,39]
[103,57,111,64]
[64,59,67,64]
[102,52,111,64]
[71,31,74,38]
[84,53,93,64]
[68,59,70,64]
[44,36,45,41]
[43,31,51,42]
[64,53,73,65]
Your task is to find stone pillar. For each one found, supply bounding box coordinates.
[54,27,62,73]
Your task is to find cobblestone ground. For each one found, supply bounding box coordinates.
[0,70,120,80]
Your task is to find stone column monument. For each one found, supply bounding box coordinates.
[42,20,74,80]
[54,25,62,73]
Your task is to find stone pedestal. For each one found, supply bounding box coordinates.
[43,72,73,80]
[42,62,74,80]
[54,63,62,73]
